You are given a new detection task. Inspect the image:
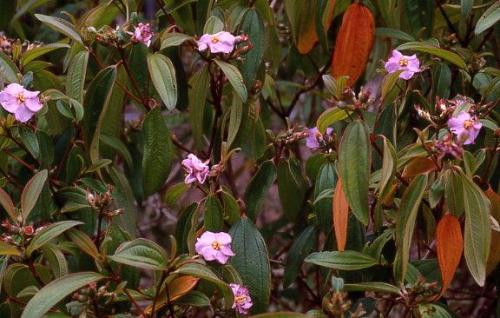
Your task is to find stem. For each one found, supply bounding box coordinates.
[3,149,35,171]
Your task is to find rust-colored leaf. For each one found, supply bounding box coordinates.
[485,187,500,275]
[333,179,349,251]
[401,157,438,178]
[436,214,463,297]
[330,3,375,86]
[145,275,199,314]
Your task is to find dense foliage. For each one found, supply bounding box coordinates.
[0,0,499,317]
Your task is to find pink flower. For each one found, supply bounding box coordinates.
[305,127,333,150]
[131,23,153,47]
[197,31,242,54]
[384,50,420,80]
[182,154,210,184]
[447,111,482,145]
[230,283,253,315]
[195,231,235,264]
[0,83,43,122]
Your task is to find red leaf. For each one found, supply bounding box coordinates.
[436,214,463,297]
[333,179,349,251]
[330,3,375,86]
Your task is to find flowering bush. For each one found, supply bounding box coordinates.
[0,1,498,317]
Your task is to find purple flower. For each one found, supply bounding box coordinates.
[447,111,482,145]
[384,50,420,80]
[195,231,235,264]
[230,283,253,315]
[305,127,333,150]
[197,31,241,54]
[131,23,153,47]
[182,154,210,184]
[0,83,43,122]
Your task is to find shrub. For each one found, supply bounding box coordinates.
[0,1,498,317]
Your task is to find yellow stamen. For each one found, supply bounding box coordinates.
[399,58,408,67]
[211,36,220,44]
[463,119,474,129]
[211,241,221,250]
[235,295,247,304]
[17,93,25,103]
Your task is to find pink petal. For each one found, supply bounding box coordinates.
[214,232,232,244]
[24,97,43,112]
[214,251,229,264]
[399,70,415,80]
[14,106,35,122]
[0,92,20,113]
[3,83,25,95]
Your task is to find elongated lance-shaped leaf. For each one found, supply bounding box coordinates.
[338,120,371,225]
[394,174,428,284]
[147,53,178,110]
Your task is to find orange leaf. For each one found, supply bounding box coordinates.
[436,214,463,297]
[330,3,375,86]
[401,157,438,178]
[333,179,349,251]
[485,187,500,275]
[401,157,439,178]
[144,275,199,314]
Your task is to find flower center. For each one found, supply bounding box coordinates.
[235,295,247,304]
[399,58,408,67]
[211,36,220,44]
[211,241,221,250]
[463,119,474,129]
[17,93,25,103]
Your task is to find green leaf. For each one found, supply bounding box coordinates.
[474,2,500,35]
[394,174,428,283]
[338,120,370,225]
[21,170,48,221]
[160,33,193,49]
[108,238,168,270]
[26,220,83,256]
[239,8,266,88]
[444,169,464,217]
[305,251,378,270]
[378,136,397,196]
[0,187,18,222]
[433,63,452,99]
[204,194,224,231]
[19,126,40,159]
[109,167,138,236]
[214,60,248,102]
[375,27,415,41]
[314,162,336,233]
[142,107,174,196]
[418,304,453,318]
[0,50,20,83]
[21,272,104,318]
[147,53,178,110]
[100,135,133,169]
[175,290,211,307]
[189,65,210,146]
[226,93,243,148]
[461,172,491,286]
[244,160,277,220]
[284,226,315,287]
[277,158,308,222]
[396,42,466,69]
[34,14,83,44]
[230,217,271,313]
[316,107,350,133]
[66,228,101,262]
[174,262,233,308]
[343,282,400,294]
[0,241,21,256]
[381,71,403,101]
[65,50,89,104]
[42,244,68,278]
[21,43,69,66]
[82,66,117,167]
